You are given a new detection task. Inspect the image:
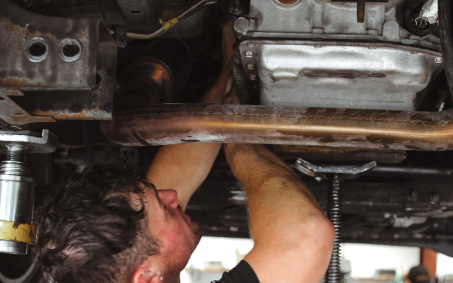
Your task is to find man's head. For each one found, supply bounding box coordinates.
[37,161,202,283]
[408,266,431,283]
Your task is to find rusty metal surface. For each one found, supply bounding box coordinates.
[0,0,117,124]
[11,75,115,121]
[357,0,365,23]
[101,104,453,151]
[0,89,55,125]
[0,0,98,90]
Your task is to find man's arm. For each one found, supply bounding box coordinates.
[224,144,335,283]
[146,21,237,211]
[146,143,221,211]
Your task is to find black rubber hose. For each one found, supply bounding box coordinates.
[439,0,453,101]
[0,256,40,283]
[232,43,251,104]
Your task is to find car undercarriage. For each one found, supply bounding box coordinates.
[0,0,453,281]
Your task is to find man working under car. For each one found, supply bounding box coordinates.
[36,21,334,283]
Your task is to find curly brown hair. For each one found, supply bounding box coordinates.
[37,161,161,283]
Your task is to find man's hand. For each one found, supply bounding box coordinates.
[146,20,238,211]
[224,144,335,283]
[199,20,240,105]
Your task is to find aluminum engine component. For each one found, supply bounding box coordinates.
[236,0,440,49]
[240,40,442,111]
[0,130,57,255]
[234,0,443,112]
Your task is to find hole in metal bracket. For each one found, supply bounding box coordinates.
[25,38,48,63]
[58,38,83,62]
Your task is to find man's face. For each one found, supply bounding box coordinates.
[142,184,202,273]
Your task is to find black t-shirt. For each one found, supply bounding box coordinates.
[212,260,260,283]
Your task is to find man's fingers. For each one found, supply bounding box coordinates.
[224,58,234,74]
[223,83,241,105]
[224,67,234,95]
[228,87,241,104]
[201,20,237,105]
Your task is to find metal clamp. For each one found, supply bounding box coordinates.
[0,129,57,153]
[295,159,377,178]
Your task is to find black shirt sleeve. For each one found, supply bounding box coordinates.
[212,260,260,283]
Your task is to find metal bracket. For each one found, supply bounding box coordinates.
[295,158,377,178]
[113,25,128,48]
[0,0,117,125]
[0,129,57,153]
[0,90,55,126]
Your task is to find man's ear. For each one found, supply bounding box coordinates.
[132,257,164,283]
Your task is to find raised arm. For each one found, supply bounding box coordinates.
[224,144,335,283]
[146,21,237,211]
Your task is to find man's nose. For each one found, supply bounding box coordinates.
[157,189,178,209]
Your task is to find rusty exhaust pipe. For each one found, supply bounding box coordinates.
[100,104,453,151]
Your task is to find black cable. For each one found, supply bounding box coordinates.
[439,0,453,102]
[232,43,251,104]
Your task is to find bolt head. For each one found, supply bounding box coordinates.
[228,2,246,16]
[429,193,440,203]
[234,17,250,34]
[408,190,418,201]
[6,144,26,152]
